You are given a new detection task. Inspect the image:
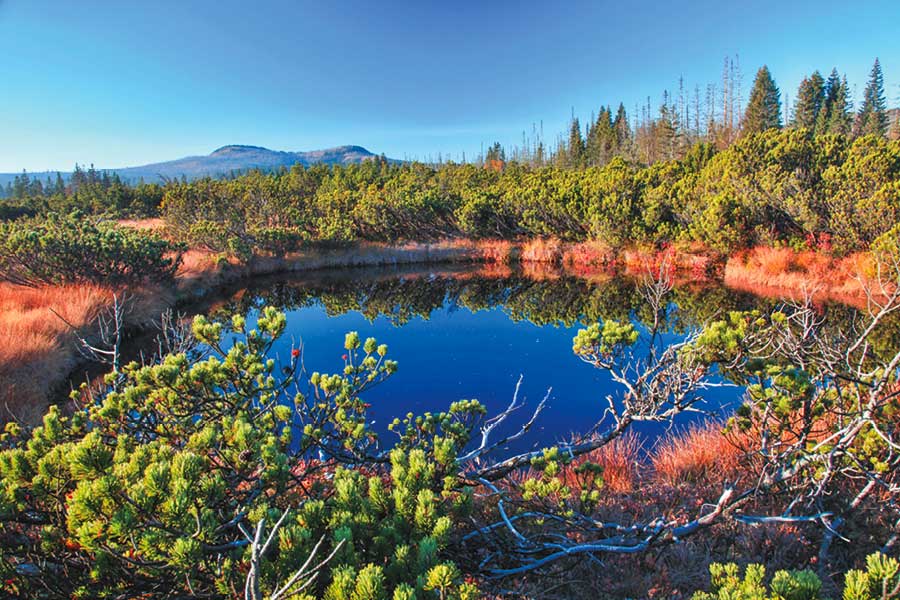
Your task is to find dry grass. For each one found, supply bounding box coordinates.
[0,283,111,359]
[471,239,517,264]
[563,240,616,267]
[574,433,643,494]
[0,282,171,423]
[724,246,874,305]
[620,244,719,281]
[521,238,563,263]
[116,217,166,231]
[0,283,112,421]
[650,422,746,487]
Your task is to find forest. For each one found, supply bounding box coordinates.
[1,57,900,600]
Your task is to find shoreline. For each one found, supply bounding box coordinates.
[0,240,880,425]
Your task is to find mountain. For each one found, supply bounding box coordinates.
[0,144,388,187]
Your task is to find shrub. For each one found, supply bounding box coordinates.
[692,562,821,600]
[0,307,480,598]
[692,552,900,600]
[0,211,183,287]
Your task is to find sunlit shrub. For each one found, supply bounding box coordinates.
[0,211,183,287]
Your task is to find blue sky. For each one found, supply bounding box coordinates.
[1,0,898,171]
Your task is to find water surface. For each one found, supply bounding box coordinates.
[196,264,774,448]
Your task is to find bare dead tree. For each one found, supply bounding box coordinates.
[52,292,130,373]
[152,308,197,359]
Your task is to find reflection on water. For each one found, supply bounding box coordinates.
[60,263,890,447]
[193,264,773,447]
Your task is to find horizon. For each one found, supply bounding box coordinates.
[2,0,900,172]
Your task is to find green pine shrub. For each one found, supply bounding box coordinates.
[693,553,900,600]
[0,211,183,287]
[0,307,480,598]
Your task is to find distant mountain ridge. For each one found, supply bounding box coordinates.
[0,144,389,187]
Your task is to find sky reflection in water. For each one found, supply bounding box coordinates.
[209,265,764,452]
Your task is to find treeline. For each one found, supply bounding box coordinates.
[3,129,899,257]
[158,128,900,255]
[512,57,898,168]
[0,163,164,217]
[2,58,898,256]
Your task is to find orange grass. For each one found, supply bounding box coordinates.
[724,246,875,305]
[0,282,171,423]
[563,240,616,268]
[573,433,643,494]
[520,238,563,263]
[471,239,517,264]
[0,283,112,421]
[650,422,746,487]
[621,244,718,281]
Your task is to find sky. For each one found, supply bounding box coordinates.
[1,0,899,172]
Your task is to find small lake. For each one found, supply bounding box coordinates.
[172,264,789,449]
[56,263,880,449]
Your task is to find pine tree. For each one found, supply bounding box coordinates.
[855,58,889,137]
[567,117,585,168]
[586,106,615,166]
[792,71,825,133]
[816,69,852,136]
[743,66,782,135]
[613,103,632,155]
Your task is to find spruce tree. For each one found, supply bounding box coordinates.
[657,91,679,160]
[816,69,853,136]
[792,71,825,133]
[586,106,615,166]
[54,172,66,195]
[613,103,631,153]
[743,66,782,135]
[831,75,853,135]
[855,58,889,137]
[485,142,505,164]
[567,117,585,167]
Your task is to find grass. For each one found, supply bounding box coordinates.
[521,238,564,263]
[0,283,112,421]
[563,240,616,267]
[724,246,874,305]
[576,433,643,494]
[0,282,170,423]
[650,421,746,487]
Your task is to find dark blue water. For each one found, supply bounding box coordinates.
[207,265,763,450]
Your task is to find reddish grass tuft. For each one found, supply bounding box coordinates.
[651,422,745,487]
[582,433,643,494]
[521,238,563,264]
[563,240,616,269]
[0,282,171,423]
[474,239,517,264]
[723,246,877,305]
[0,283,113,421]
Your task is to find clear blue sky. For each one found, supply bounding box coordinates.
[1,0,898,171]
